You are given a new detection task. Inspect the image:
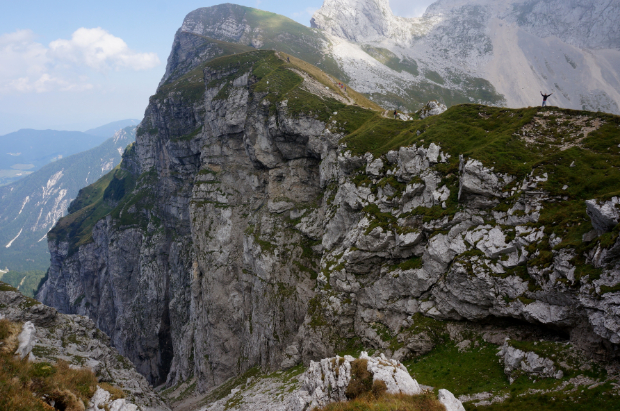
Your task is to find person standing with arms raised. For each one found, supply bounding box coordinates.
[540,91,553,107]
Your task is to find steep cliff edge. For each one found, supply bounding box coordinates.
[38,49,378,389]
[39,42,620,402]
[0,282,168,410]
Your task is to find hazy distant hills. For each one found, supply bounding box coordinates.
[0,126,135,294]
[0,119,138,186]
[84,119,140,138]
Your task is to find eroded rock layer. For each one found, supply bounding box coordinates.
[38,47,620,395]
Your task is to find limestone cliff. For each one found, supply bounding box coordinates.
[39,38,620,400]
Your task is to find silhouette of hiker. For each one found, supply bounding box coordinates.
[287,57,290,63]
[541,91,553,107]
[394,110,398,119]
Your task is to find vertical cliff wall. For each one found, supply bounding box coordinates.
[38,51,360,388]
[39,45,620,393]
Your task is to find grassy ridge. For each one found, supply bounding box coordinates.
[343,104,620,250]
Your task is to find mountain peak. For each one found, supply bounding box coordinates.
[310,0,417,43]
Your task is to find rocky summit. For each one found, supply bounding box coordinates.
[33,2,620,411]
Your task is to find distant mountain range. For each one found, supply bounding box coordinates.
[166,0,620,114]
[0,126,136,283]
[0,119,138,186]
[84,119,140,138]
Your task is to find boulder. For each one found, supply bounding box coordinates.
[586,197,620,234]
[438,389,466,411]
[14,321,36,360]
[418,101,447,119]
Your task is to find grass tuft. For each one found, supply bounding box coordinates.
[316,392,446,411]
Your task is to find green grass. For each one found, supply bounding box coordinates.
[405,341,508,395]
[471,381,620,411]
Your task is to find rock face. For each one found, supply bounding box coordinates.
[310,0,417,44]
[311,0,620,113]
[38,24,620,399]
[291,352,421,410]
[0,285,168,410]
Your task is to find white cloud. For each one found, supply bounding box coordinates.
[49,28,160,71]
[0,30,48,80]
[9,74,93,93]
[0,28,159,94]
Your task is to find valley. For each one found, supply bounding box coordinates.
[3,1,620,410]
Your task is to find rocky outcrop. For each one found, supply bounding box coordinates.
[200,351,463,411]
[87,387,139,411]
[14,320,36,359]
[290,352,421,410]
[497,342,563,384]
[39,38,620,403]
[586,197,620,234]
[438,389,466,411]
[417,100,447,119]
[0,285,168,410]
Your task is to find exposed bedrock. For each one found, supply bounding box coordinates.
[39,51,620,393]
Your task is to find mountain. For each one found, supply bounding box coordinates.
[310,0,620,112]
[0,130,106,186]
[0,126,135,276]
[161,1,620,114]
[36,37,620,411]
[85,119,140,138]
[32,3,620,410]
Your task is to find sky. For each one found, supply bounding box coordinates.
[0,0,435,135]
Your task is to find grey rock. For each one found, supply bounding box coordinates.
[438,389,466,411]
[586,197,620,234]
[497,342,561,384]
[15,321,36,360]
[418,101,447,119]
[292,352,421,411]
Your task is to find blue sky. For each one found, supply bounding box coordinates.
[0,0,434,134]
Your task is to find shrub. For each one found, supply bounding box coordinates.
[371,380,387,398]
[345,359,373,399]
[0,318,10,341]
